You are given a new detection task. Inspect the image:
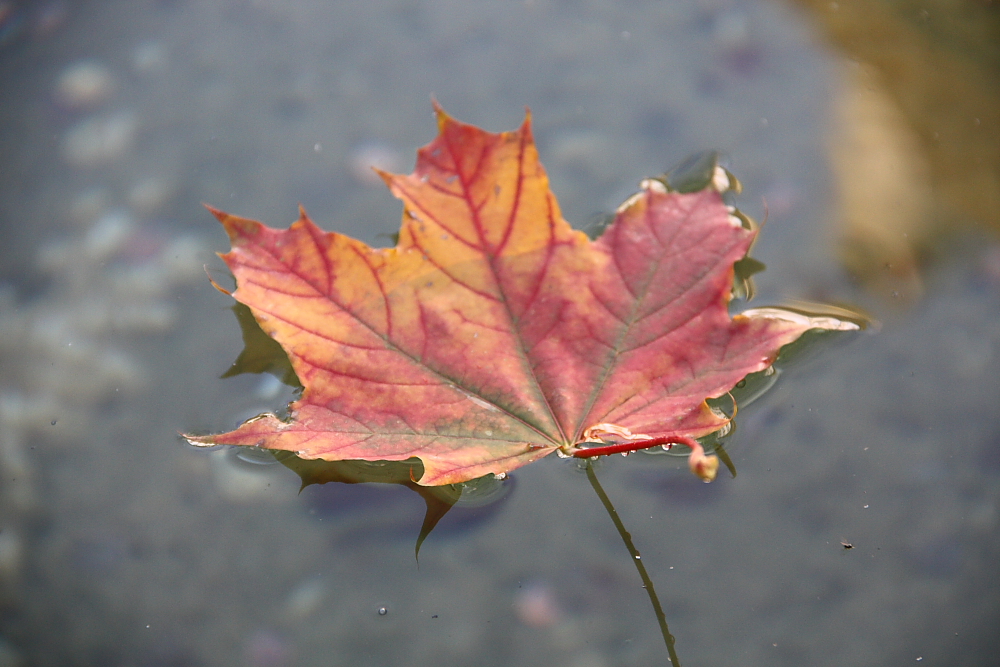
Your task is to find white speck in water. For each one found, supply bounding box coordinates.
[378,607,388,616]
[314,143,322,152]
[864,504,870,509]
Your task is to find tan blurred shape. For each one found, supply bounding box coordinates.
[830,63,932,299]
[790,0,1000,299]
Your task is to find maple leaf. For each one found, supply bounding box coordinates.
[186,105,858,486]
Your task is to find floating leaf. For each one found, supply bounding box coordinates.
[186,105,858,486]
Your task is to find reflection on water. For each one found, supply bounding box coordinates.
[1,1,998,665]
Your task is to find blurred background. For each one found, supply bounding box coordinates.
[0,0,998,665]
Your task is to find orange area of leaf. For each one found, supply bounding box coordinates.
[186,105,857,485]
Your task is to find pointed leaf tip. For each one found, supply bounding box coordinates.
[432,98,450,131]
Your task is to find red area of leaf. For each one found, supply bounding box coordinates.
[187,105,856,485]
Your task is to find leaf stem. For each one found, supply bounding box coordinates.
[584,460,681,665]
[571,435,699,458]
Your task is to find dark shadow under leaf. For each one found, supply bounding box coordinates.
[222,303,301,388]
[276,454,462,558]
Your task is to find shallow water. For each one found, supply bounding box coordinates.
[1,1,998,666]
